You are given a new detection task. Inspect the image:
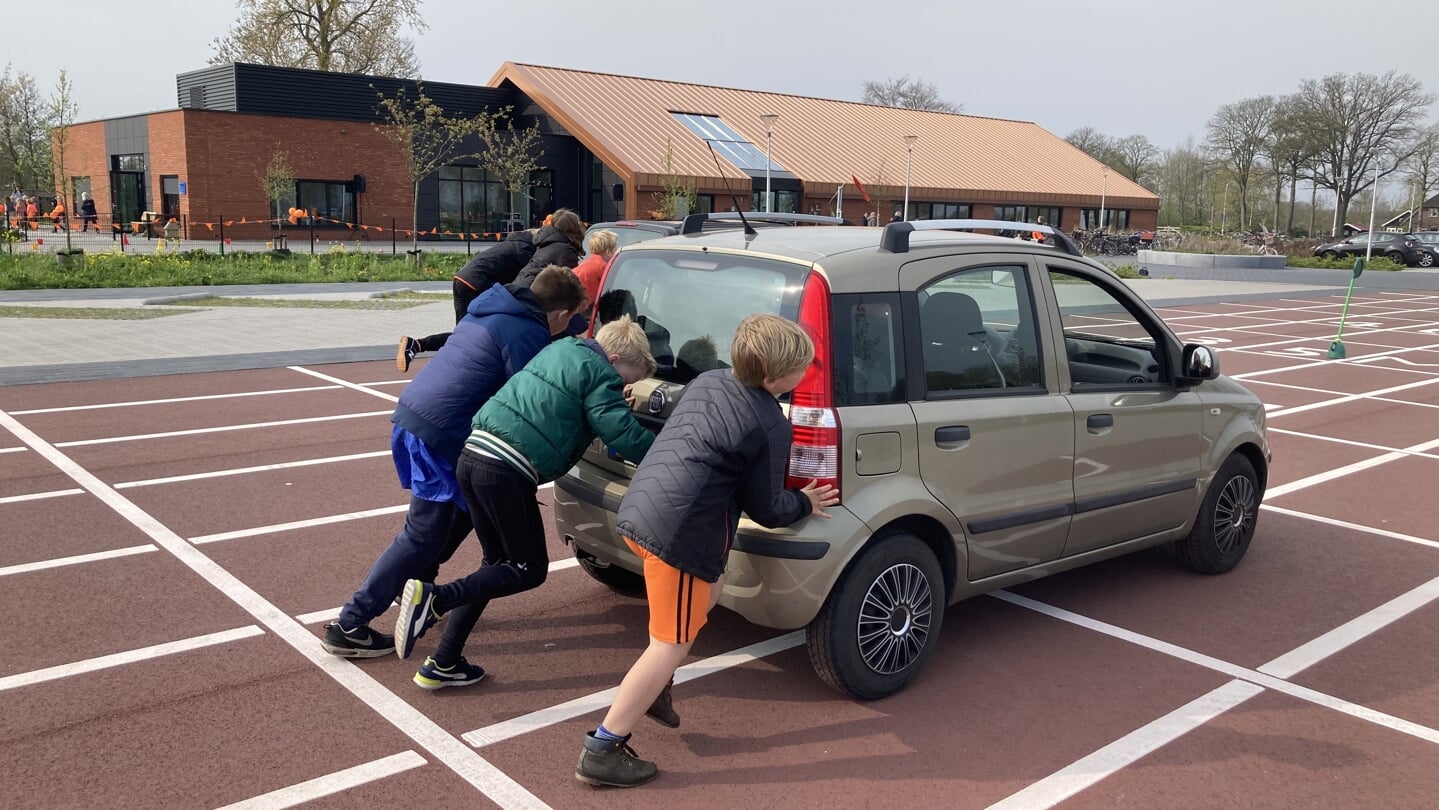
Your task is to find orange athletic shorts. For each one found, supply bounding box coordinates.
[625,538,710,645]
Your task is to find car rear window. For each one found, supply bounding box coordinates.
[596,250,807,384]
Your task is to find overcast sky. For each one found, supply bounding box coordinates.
[14,0,1438,149]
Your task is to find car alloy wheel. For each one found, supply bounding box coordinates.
[856,562,935,675]
[1212,474,1257,555]
[1417,252,1435,267]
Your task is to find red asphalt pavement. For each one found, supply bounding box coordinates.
[3,289,1439,808]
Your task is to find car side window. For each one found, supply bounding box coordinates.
[1047,268,1167,387]
[917,265,1043,395]
[833,293,904,406]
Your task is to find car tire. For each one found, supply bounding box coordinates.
[575,549,646,597]
[806,532,944,700]
[1384,251,1407,266]
[1418,252,1436,268]
[1320,250,1339,260]
[1175,453,1260,575]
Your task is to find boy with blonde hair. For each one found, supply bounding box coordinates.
[394,316,658,687]
[575,313,839,787]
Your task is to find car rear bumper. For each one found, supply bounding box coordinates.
[553,464,865,630]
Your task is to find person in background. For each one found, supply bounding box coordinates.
[573,229,618,304]
[515,208,585,286]
[79,193,98,232]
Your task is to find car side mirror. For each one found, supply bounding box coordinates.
[1179,343,1219,384]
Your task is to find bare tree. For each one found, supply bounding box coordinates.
[0,65,53,193]
[1206,95,1276,230]
[475,110,545,226]
[1110,134,1160,186]
[1290,71,1433,234]
[861,75,962,114]
[1401,123,1439,231]
[1065,127,1116,164]
[1154,138,1214,226]
[374,81,490,258]
[260,147,295,248]
[652,138,695,219]
[1262,97,1313,234]
[212,0,425,78]
[48,70,77,254]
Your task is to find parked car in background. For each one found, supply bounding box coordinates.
[1312,232,1425,266]
[1410,232,1439,267]
[582,220,682,256]
[555,217,1270,700]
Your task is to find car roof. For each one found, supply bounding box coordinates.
[586,220,680,233]
[619,224,1105,292]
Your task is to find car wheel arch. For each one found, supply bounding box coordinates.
[869,514,960,603]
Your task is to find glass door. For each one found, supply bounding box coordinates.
[110,171,145,227]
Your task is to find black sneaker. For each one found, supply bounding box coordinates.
[321,623,395,658]
[413,656,486,689]
[394,579,440,660]
[575,732,658,788]
[397,336,420,372]
[646,678,680,728]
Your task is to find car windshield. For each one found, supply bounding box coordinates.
[596,250,807,384]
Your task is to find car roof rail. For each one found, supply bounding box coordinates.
[880,219,1084,257]
[680,212,847,235]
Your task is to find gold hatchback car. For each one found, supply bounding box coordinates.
[555,216,1270,699]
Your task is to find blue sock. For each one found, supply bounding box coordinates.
[595,724,628,743]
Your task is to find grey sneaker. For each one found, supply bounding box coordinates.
[646,678,679,728]
[575,732,658,788]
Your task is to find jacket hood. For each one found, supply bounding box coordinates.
[533,225,579,252]
[466,281,545,325]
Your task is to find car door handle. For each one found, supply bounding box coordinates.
[935,425,971,444]
[1087,414,1114,430]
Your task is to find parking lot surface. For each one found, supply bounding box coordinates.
[3,289,1439,808]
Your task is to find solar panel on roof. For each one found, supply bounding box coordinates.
[670,112,797,179]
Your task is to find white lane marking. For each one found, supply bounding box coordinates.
[0,544,158,577]
[114,451,391,489]
[0,408,549,809]
[0,626,264,692]
[295,559,581,626]
[1265,376,1439,418]
[984,681,1265,810]
[0,487,84,505]
[1260,576,1439,679]
[190,505,411,544]
[1264,436,1439,500]
[288,366,400,403]
[1357,355,1439,369]
[462,631,803,748]
[8,385,341,415]
[53,411,392,448]
[214,750,426,810]
[1266,428,1439,460]
[0,446,29,455]
[1260,504,1439,550]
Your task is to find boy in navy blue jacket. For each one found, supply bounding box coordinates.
[575,314,838,787]
[321,265,588,658]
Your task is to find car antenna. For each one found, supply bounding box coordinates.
[705,140,757,236]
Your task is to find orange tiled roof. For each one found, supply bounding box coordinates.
[490,62,1157,208]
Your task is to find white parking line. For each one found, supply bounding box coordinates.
[114,451,391,489]
[289,366,400,403]
[1266,428,1439,461]
[189,505,411,544]
[0,544,158,578]
[1264,436,1439,500]
[214,751,426,810]
[1261,376,1439,418]
[0,626,264,692]
[0,407,549,810]
[53,411,392,448]
[984,681,1266,810]
[1259,576,1439,679]
[8,385,342,415]
[1260,504,1439,551]
[462,631,805,748]
[0,487,84,505]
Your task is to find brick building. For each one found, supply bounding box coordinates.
[60,62,1159,242]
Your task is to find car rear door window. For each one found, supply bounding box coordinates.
[596,250,807,383]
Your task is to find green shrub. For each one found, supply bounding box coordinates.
[0,250,471,290]
[1284,255,1405,271]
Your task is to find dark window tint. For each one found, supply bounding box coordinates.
[598,251,806,384]
[833,293,904,405]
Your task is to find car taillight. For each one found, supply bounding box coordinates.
[787,271,840,502]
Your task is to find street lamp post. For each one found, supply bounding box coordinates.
[1364,156,1383,265]
[1099,165,1109,231]
[1220,180,1238,233]
[760,114,779,213]
[902,135,918,221]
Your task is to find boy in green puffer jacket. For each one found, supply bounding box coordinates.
[393,316,657,688]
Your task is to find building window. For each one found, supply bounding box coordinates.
[1080,208,1128,230]
[439,166,504,234]
[112,154,145,172]
[751,189,799,213]
[1031,206,1061,226]
[694,194,715,214]
[907,202,971,220]
[273,179,354,226]
[993,205,1027,222]
[1426,208,1438,219]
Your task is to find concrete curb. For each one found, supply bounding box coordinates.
[1138,250,1287,269]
